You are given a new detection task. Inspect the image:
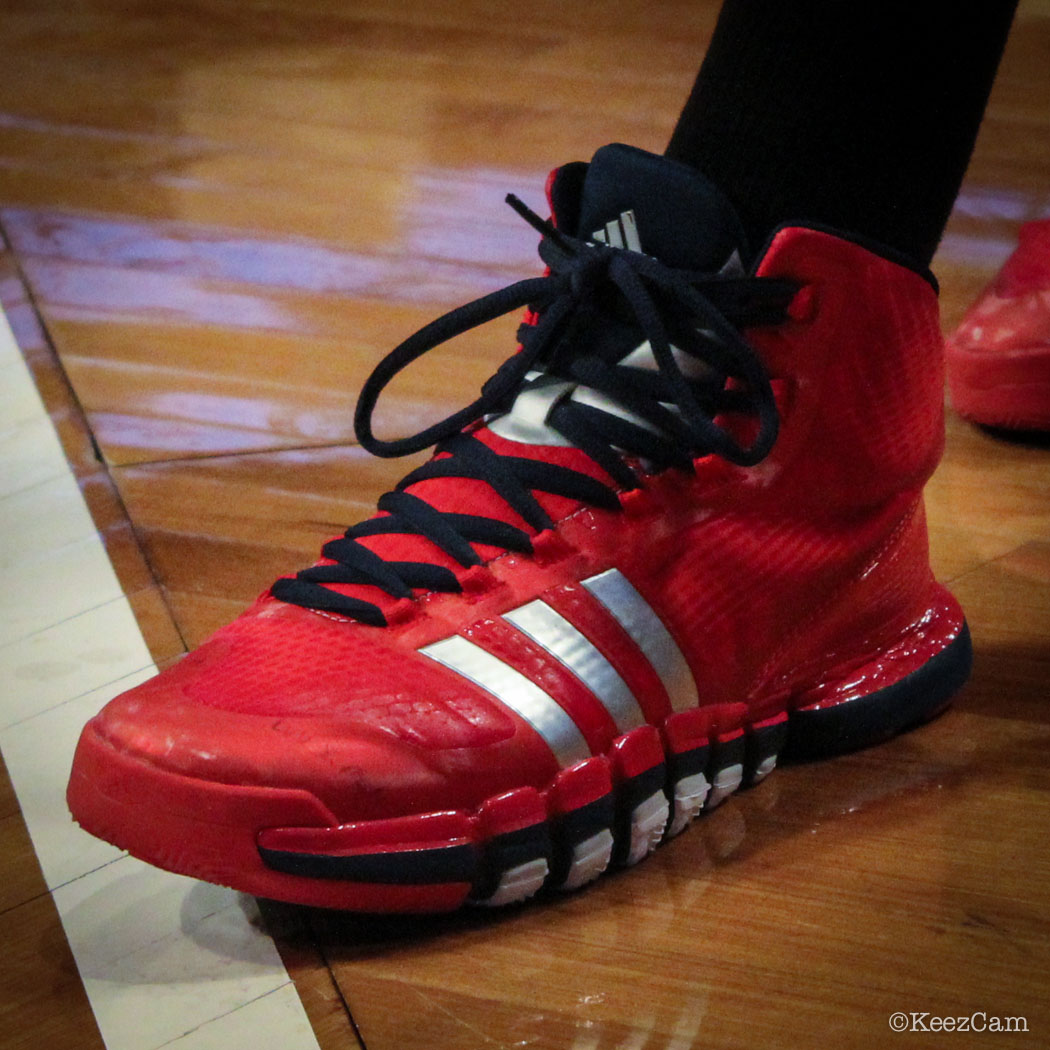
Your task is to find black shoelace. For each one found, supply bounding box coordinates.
[271,197,797,625]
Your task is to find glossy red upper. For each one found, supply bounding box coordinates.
[947,219,1050,428]
[83,224,950,823]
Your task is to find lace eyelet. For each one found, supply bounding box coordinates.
[531,530,575,565]
[384,598,418,627]
[619,487,654,518]
[458,564,500,597]
[787,284,818,323]
[274,193,787,627]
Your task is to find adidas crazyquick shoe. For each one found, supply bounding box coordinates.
[67,144,971,912]
[947,218,1050,430]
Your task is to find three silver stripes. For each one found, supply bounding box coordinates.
[420,569,695,766]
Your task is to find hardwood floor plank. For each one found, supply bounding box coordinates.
[928,415,1050,583]
[108,444,433,645]
[13,242,525,464]
[0,894,105,1050]
[0,756,50,917]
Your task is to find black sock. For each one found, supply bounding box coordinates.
[665,0,1018,269]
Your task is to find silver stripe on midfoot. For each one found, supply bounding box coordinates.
[502,600,646,733]
[581,569,699,712]
[420,636,591,767]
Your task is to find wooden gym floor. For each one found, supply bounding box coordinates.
[1,2,1049,1048]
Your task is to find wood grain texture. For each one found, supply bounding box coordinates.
[0,756,105,1050]
[1,1,1048,1048]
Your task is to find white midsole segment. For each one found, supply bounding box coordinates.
[625,791,670,866]
[705,762,744,809]
[668,771,710,837]
[753,754,778,782]
[476,858,550,908]
[560,829,614,891]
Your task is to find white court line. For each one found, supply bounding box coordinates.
[0,305,321,1050]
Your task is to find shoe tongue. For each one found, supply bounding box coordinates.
[291,148,752,620]
[574,143,748,271]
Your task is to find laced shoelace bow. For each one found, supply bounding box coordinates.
[271,196,797,625]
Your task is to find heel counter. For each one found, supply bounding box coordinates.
[751,495,948,713]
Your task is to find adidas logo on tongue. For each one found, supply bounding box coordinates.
[590,208,744,275]
[591,209,642,252]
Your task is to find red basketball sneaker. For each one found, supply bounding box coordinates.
[947,218,1050,430]
[67,145,970,912]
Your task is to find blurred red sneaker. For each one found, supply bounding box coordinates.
[947,218,1050,430]
[67,145,970,912]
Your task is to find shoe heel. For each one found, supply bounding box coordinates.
[784,591,972,760]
